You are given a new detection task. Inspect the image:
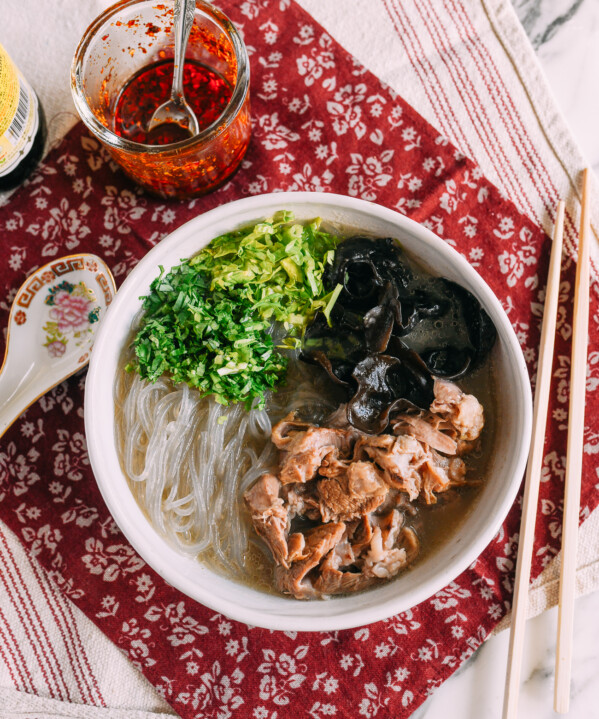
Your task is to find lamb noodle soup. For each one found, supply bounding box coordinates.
[114,213,498,599]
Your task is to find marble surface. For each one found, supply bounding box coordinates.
[512,0,599,178]
[416,8,599,719]
[415,593,599,718]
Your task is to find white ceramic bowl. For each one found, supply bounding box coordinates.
[85,192,532,631]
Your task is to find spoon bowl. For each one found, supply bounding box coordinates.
[147,0,199,139]
[0,253,116,439]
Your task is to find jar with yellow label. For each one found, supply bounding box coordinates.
[0,43,46,191]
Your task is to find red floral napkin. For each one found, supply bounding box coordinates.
[0,1,597,717]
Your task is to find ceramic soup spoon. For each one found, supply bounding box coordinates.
[0,253,116,439]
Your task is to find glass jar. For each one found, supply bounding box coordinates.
[71,0,250,200]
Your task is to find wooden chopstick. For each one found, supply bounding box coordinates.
[502,200,565,719]
[554,168,592,713]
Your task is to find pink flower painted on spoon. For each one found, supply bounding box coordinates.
[49,291,91,333]
[47,341,66,358]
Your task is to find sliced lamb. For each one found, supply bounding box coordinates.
[273,413,357,452]
[362,524,420,579]
[317,460,388,522]
[353,432,395,455]
[318,449,348,479]
[392,413,458,455]
[371,508,403,548]
[363,546,407,579]
[286,532,307,563]
[354,434,426,500]
[374,487,412,516]
[319,532,355,572]
[421,458,450,504]
[271,414,318,448]
[314,512,411,594]
[243,473,290,567]
[273,414,358,484]
[280,482,321,521]
[362,533,406,578]
[247,377,485,598]
[313,561,376,595]
[420,452,466,504]
[430,379,484,441]
[278,439,336,485]
[347,513,374,557]
[348,461,388,499]
[400,527,420,562]
[275,522,345,599]
[313,569,376,595]
[362,509,403,575]
[446,455,467,482]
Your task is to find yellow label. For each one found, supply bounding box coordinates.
[0,43,39,177]
[0,45,19,137]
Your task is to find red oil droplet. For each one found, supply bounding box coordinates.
[113,59,233,145]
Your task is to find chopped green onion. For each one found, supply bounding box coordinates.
[131,213,340,408]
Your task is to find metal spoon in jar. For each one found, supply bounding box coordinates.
[0,254,116,440]
[147,0,200,140]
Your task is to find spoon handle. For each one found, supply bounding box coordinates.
[0,359,44,440]
[171,0,196,102]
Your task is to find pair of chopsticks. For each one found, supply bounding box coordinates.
[503,168,591,718]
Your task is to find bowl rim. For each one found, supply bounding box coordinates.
[85,191,532,631]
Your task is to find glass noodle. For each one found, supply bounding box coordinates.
[114,348,337,580]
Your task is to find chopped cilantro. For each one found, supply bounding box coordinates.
[130,213,341,408]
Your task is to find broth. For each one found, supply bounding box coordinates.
[114,229,499,598]
[407,359,497,562]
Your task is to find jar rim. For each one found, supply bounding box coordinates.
[70,0,249,154]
